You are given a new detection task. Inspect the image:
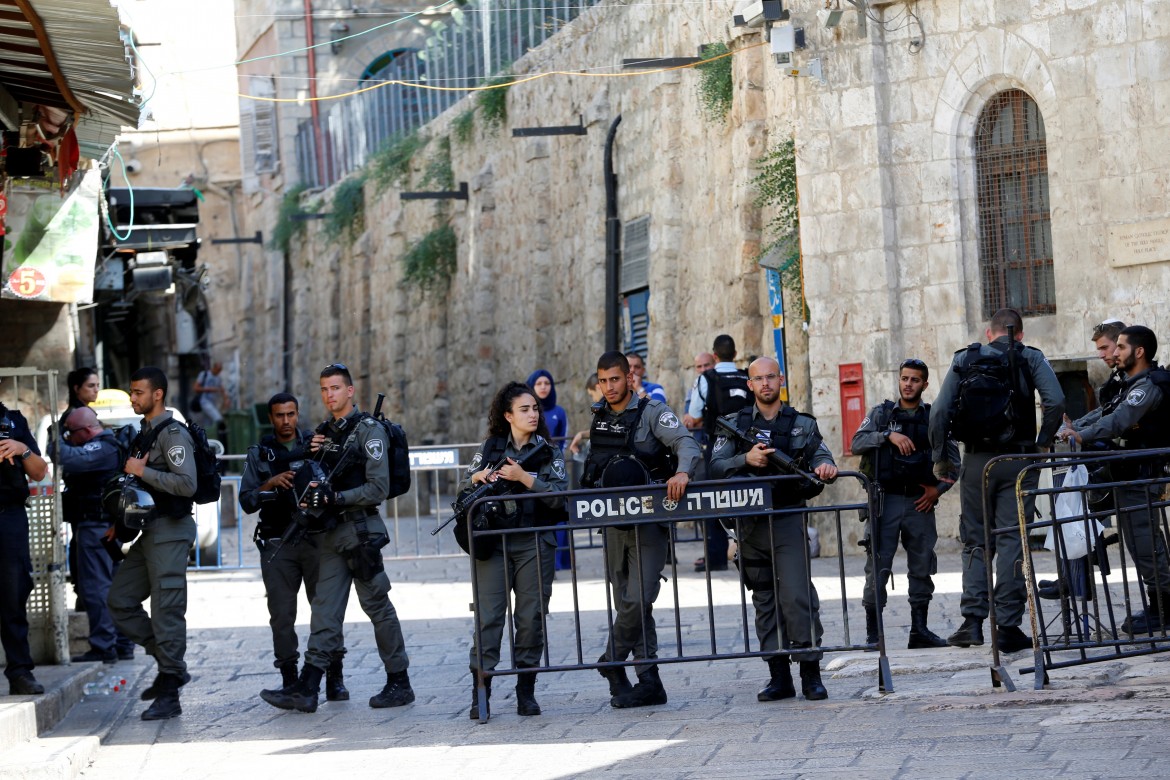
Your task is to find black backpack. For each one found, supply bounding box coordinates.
[370,411,411,499]
[702,368,753,441]
[135,419,222,505]
[950,342,1032,446]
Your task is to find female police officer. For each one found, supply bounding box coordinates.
[461,381,567,719]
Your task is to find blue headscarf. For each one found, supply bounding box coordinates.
[525,369,557,411]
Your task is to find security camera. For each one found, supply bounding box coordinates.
[771,24,805,64]
[733,0,787,28]
[819,8,844,28]
[124,158,143,175]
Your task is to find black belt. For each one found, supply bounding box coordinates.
[965,443,1038,455]
[880,485,925,497]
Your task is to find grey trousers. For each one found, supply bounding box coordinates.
[601,523,668,675]
[304,516,408,674]
[470,531,556,671]
[108,516,196,676]
[863,492,939,609]
[738,512,823,661]
[1116,485,1170,593]
[958,452,1036,628]
[260,532,346,669]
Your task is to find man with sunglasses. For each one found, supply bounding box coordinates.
[851,359,958,649]
[261,363,413,713]
[929,308,1065,654]
[709,357,837,703]
[55,406,135,664]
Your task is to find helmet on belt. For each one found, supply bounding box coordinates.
[102,475,157,531]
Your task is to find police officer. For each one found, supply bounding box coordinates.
[1092,319,1127,408]
[108,367,198,720]
[261,363,413,713]
[929,308,1065,654]
[56,407,134,663]
[461,381,567,719]
[851,359,958,649]
[582,351,701,708]
[1058,325,1170,634]
[241,393,347,701]
[0,393,48,695]
[709,357,837,702]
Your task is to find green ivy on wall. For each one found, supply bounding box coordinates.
[751,137,806,316]
[402,223,457,290]
[452,108,475,145]
[478,71,514,131]
[270,184,308,255]
[370,131,426,193]
[696,42,733,123]
[325,173,367,245]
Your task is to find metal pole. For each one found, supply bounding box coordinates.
[604,114,622,352]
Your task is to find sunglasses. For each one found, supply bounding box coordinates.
[900,358,927,371]
[323,363,348,372]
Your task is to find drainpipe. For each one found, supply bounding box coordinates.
[304,0,326,185]
[603,114,622,352]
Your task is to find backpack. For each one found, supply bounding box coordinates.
[702,368,753,444]
[370,411,411,499]
[950,342,1033,446]
[136,419,223,505]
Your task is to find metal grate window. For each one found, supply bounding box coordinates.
[975,89,1055,317]
[621,215,650,293]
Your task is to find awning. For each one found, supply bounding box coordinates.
[0,0,141,150]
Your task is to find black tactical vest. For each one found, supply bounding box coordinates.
[0,405,31,505]
[1099,370,1126,410]
[583,398,674,487]
[61,437,122,522]
[318,412,369,493]
[702,368,753,441]
[129,422,193,518]
[871,401,934,490]
[1121,368,1170,451]
[255,433,311,537]
[734,405,823,506]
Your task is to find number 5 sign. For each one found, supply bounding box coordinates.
[7,267,47,299]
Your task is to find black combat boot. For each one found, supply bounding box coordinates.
[597,654,633,698]
[864,604,879,648]
[1123,589,1170,635]
[260,662,299,698]
[907,605,948,649]
[370,670,415,708]
[469,667,492,719]
[516,668,541,716]
[326,656,349,702]
[611,665,668,709]
[140,673,183,721]
[946,616,985,647]
[995,624,1032,654]
[757,655,795,702]
[798,660,828,701]
[260,664,323,713]
[141,670,191,701]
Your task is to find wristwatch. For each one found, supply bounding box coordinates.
[20,448,32,460]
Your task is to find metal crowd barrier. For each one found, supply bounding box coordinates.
[464,472,889,723]
[981,448,1170,691]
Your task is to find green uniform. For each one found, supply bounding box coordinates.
[108,411,197,678]
[459,434,567,672]
[304,409,408,675]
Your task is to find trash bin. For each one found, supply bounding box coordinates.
[224,409,255,458]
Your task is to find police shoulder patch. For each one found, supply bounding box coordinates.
[859,417,870,429]
[365,437,385,461]
[1127,388,1147,407]
[551,458,566,481]
[167,446,187,468]
[83,441,102,452]
[658,411,680,429]
[713,435,729,453]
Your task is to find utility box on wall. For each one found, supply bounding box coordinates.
[839,363,865,456]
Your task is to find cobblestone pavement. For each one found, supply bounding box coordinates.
[58,544,1170,780]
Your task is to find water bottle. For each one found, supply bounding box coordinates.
[83,676,127,696]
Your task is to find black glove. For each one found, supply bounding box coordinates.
[306,485,338,509]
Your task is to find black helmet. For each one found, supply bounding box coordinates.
[118,481,157,530]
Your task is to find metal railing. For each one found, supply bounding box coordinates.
[982,449,1170,691]
[464,472,888,722]
[296,0,602,188]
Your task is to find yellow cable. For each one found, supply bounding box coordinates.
[237,42,764,103]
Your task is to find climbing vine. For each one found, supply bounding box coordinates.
[751,137,806,317]
[696,42,734,123]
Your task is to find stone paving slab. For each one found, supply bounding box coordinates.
[16,548,1165,779]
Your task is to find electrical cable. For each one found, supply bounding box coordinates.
[237,41,764,103]
[102,146,134,242]
[128,33,158,113]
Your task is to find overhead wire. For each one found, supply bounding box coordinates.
[237,41,765,103]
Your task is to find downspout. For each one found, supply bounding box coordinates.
[304,0,326,185]
[603,114,622,352]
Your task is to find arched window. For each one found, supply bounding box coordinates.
[975,89,1055,317]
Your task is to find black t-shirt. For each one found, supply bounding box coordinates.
[0,404,41,505]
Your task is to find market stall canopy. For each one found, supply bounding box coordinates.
[0,0,142,154]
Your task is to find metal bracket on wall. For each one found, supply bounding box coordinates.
[400,182,469,201]
[843,0,869,37]
[210,231,264,246]
[512,116,587,137]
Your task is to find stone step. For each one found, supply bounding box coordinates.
[0,735,100,780]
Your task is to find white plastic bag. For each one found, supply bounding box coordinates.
[1043,464,1104,559]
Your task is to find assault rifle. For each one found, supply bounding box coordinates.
[714,416,826,493]
[432,439,552,536]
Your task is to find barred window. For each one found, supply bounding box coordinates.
[975,89,1055,317]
